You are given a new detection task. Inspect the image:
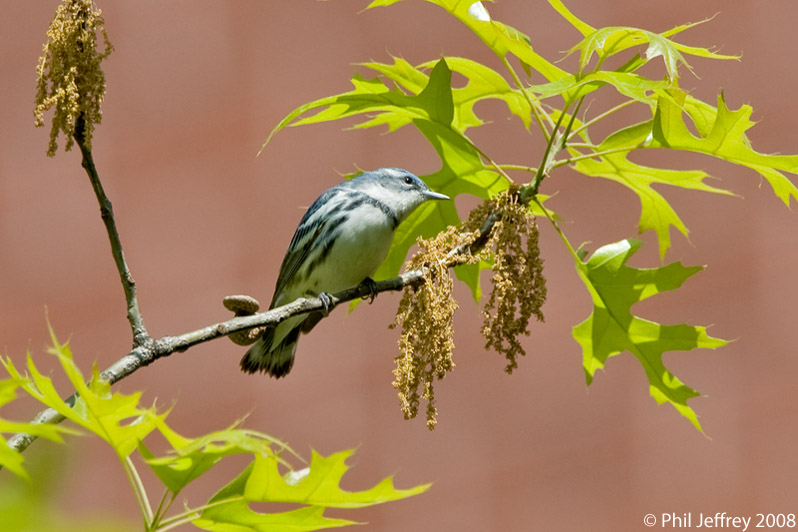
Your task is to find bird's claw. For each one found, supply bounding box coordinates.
[317,292,333,316]
[360,277,378,304]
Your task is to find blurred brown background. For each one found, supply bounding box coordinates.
[2,1,798,530]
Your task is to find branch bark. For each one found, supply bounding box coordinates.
[75,115,149,347]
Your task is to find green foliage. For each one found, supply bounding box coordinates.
[3,327,160,459]
[0,379,75,480]
[572,240,726,431]
[262,0,798,430]
[1,331,428,531]
[195,451,429,531]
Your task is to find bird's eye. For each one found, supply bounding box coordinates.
[403,176,414,185]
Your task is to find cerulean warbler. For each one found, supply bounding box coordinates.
[241,168,449,377]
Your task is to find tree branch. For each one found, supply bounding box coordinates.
[4,269,427,456]
[75,115,149,347]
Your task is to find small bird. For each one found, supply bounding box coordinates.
[241,168,449,378]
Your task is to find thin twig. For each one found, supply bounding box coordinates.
[75,115,150,347]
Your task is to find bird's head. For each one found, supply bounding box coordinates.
[350,168,449,223]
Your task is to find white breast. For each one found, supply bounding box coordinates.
[304,205,395,296]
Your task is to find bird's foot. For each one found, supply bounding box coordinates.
[317,292,334,316]
[360,277,379,304]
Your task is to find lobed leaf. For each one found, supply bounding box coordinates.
[141,415,297,495]
[367,0,568,82]
[569,89,798,257]
[245,450,430,508]
[595,91,798,206]
[419,57,532,130]
[2,327,160,459]
[572,151,734,259]
[649,91,798,207]
[0,377,75,479]
[572,239,727,432]
[567,19,737,80]
[195,450,429,532]
[527,70,669,106]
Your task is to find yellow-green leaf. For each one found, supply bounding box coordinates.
[568,20,736,80]
[141,415,295,495]
[572,151,734,258]
[650,92,798,207]
[245,450,429,508]
[572,239,727,432]
[0,377,75,479]
[3,328,159,459]
[368,0,568,83]
[195,450,429,532]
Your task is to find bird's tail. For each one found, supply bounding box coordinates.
[240,323,300,378]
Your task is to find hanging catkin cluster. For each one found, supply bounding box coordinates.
[391,187,546,429]
[475,190,547,373]
[390,224,490,430]
[34,0,113,156]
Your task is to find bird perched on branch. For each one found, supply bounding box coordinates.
[241,168,449,378]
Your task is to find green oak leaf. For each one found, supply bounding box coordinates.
[195,450,429,532]
[2,326,159,459]
[194,464,355,532]
[527,70,669,106]
[571,90,798,257]
[245,450,430,507]
[367,0,567,82]
[572,151,734,259]
[356,56,531,132]
[597,91,798,209]
[263,58,457,145]
[650,91,798,207]
[555,0,737,81]
[0,377,75,479]
[420,57,532,130]
[140,415,296,496]
[572,239,727,432]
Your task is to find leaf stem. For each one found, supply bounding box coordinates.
[155,515,198,532]
[500,56,554,141]
[151,488,176,528]
[567,99,637,141]
[497,164,538,174]
[531,195,582,264]
[156,496,245,531]
[565,142,598,149]
[122,455,154,526]
[552,143,642,168]
[529,96,584,196]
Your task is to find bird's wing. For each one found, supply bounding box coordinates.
[269,187,337,308]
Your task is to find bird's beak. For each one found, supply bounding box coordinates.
[424,190,449,201]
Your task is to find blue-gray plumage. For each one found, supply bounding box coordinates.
[241,168,449,377]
